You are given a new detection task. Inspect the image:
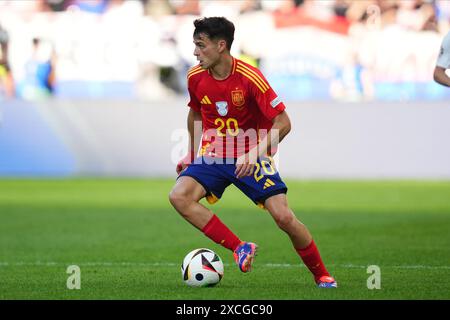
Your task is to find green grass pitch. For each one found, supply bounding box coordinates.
[0,179,449,299]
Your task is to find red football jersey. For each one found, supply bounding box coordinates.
[187,57,285,158]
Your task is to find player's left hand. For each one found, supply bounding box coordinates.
[235,151,258,179]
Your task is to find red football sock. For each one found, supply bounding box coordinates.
[202,214,241,252]
[295,240,330,283]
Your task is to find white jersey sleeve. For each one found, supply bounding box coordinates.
[436,31,450,69]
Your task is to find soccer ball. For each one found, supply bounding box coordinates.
[181,248,224,287]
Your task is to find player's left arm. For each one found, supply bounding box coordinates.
[235,111,291,179]
[235,68,289,178]
[258,110,291,156]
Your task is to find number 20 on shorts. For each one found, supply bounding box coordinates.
[254,159,276,182]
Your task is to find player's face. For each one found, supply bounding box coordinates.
[193,33,221,69]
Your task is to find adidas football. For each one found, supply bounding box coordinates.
[181,248,224,287]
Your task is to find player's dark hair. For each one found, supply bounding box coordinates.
[193,17,235,51]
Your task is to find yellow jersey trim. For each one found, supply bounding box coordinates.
[237,62,269,90]
[231,57,237,75]
[187,68,206,79]
[236,67,267,93]
[187,65,201,75]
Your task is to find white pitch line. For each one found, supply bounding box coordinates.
[0,262,449,270]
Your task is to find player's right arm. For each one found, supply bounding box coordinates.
[188,108,203,152]
[176,71,204,174]
[177,109,203,174]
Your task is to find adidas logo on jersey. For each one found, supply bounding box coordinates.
[201,96,212,104]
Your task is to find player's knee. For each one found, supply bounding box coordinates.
[168,188,190,210]
[274,210,295,231]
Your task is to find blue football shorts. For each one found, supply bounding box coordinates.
[178,156,288,209]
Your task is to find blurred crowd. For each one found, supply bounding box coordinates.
[1,0,449,101]
[0,0,448,26]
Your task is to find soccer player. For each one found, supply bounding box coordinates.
[169,17,337,288]
[0,24,14,99]
[434,30,450,87]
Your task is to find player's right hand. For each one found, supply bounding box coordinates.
[176,151,195,175]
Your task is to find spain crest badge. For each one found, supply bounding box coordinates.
[231,90,245,108]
